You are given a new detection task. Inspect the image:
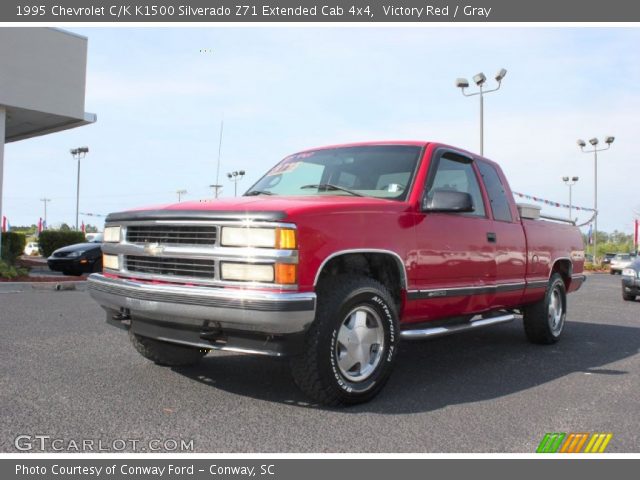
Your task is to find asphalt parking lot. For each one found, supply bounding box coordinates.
[0,274,638,453]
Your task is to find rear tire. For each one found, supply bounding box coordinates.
[622,290,636,301]
[523,273,567,345]
[129,330,208,367]
[290,275,399,406]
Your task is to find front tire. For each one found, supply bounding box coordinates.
[622,290,636,301]
[290,275,399,406]
[523,273,567,344]
[129,330,208,367]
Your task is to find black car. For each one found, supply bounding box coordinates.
[602,252,616,265]
[621,258,640,301]
[47,234,103,276]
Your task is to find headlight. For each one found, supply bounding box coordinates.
[221,262,275,283]
[67,250,85,258]
[103,254,119,271]
[221,227,296,249]
[103,226,121,243]
[622,268,638,277]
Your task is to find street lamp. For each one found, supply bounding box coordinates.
[577,136,615,263]
[227,170,245,197]
[561,176,579,220]
[70,146,89,231]
[176,189,187,202]
[455,68,507,155]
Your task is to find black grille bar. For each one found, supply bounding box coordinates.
[126,225,217,246]
[126,255,215,279]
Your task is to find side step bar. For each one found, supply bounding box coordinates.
[400,314,516,340]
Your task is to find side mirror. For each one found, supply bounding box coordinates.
[422,190,475,213]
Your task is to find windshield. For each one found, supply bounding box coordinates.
[246,145,422,201]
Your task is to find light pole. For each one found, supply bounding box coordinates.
[176,189,187,202]
[561,176,579,220]
[227,170,245,197]
[70,147,89,231]
[577,136,615,263]
[455,68,507,156]
[40,198,51,227]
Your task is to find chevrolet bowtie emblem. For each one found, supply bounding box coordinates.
[144,243,165,256]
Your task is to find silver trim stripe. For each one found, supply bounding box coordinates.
[407,280,548,301]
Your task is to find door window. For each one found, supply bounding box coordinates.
[426,153,486,217]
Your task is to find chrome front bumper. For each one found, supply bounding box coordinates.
[87,273,316,335]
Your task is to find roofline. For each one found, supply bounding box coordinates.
[49,27,88,42]
[5,111,96,143]
[293,140,430,154]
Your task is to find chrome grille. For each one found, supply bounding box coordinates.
[126,225,217,246]
[125,255,215,279]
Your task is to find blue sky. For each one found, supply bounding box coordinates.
[3,27,640,233]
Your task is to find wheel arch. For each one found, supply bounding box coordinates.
[550,257,573,290]
[313,249,408,311]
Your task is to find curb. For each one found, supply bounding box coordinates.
[0,281,87,293]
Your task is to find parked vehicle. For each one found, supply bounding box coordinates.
[48,233,103,276]
[610,253,633,275]
[88,141,585,405]
[622,259,640,301]
[602,253,616,266]
[85,232,102,242]
[23,242,40,256]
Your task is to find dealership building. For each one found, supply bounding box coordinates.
[0,27,95,253]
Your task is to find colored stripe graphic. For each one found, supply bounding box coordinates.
[537,433,613,453]
[536,433,565,453]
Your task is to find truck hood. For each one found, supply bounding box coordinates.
[106,195,410,223]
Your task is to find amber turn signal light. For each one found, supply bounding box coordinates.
[275,228,297,249]
[275,263,297,285]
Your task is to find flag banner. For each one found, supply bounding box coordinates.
[512,192,596,212]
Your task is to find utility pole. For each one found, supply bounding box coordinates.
[214,119,224,198]
[209,184,223,198]
[176,189,187,202]
[40,198,51,225]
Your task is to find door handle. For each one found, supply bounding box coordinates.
[487,232,497,243]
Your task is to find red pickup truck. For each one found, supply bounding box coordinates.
[88,141,585,405]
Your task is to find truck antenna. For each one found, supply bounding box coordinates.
[214,117,224,198]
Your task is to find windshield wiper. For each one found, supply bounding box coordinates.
[245,190,275,196]
[300,183,363,197]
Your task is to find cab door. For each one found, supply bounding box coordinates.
[409,149,496,321]
[476,159,527,308]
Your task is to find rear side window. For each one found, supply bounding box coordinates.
[477,161,513,222]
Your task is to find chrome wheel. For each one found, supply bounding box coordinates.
[335,305,385,382]
[548,287,564,336]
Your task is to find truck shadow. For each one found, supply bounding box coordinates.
[172,320,640,414]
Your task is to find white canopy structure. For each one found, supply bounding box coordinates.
[0,28,96,254]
